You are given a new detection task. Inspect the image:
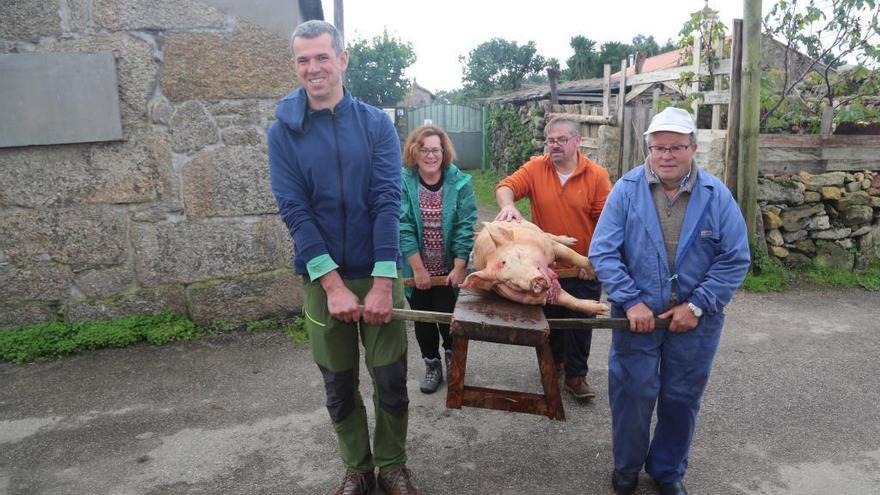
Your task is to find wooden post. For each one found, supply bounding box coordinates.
[602,64,611,118]
[548,67,559,106]
[726,19,744,197]
[617,59,627,174]
[691,35,702,119]
[481,105,489,169]
[333,0,344,44]
[738,0,762,246]
[820,102,834,136]
[712,35,724,129]
[634,51,646,74]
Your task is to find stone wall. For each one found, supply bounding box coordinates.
[0,0,303,328]
[758,171,880,270]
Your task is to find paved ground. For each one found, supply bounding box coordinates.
[1,287,879,494]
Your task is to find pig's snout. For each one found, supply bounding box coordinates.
[530,275,550,294]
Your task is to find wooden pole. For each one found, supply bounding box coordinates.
[602,64,611,118]
[617,59,627,174]
[819,102,834,136]
[481,105,489,169]
[738,0,762,246]
[711,35,724,129]
[691,35,702,119]
[617,59,627,127]
[726,19,743,196]
[333,0,344,44]
[365,305,671,330]
[548,67,559,106]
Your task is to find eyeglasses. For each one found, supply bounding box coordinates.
[648,145,691,155]
[419,147,443,156]
[545,136,572,146]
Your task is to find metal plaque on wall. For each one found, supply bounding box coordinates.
[0,52,123,148]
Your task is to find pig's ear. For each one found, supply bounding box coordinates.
[460,270,497,291]
[482,222,515,246]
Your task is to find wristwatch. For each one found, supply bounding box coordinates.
[687,302,703,318]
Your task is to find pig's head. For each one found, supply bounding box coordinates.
[461,222,554,303]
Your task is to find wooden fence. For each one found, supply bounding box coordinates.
[758,135,880,175]
[529,28,879,185]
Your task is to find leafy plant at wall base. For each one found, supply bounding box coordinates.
[0,322,78,363]
[284,317,309,345]
[807,259,880,290]
[0,313,202,364]
[245,319,279,333]
[742,244,789,292]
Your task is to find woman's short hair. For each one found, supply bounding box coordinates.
[402,125,457,171]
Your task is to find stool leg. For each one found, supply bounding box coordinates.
[445,337,469,409]
[536,341,565,421]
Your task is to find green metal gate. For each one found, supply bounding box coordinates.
[406,104,484,170]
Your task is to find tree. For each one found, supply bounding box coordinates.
[597,41,635,69]
[659,38,679,53]
[761,0,880,130]
[435,88,472,105]
[631,35,662,57]
[345,30,416,107]
[565,36,600,80]
[460,38,546,97]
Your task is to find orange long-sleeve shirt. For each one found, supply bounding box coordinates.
[497,152,612,265]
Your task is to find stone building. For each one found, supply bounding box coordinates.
[398,79,436,108]
[0,0,309,328]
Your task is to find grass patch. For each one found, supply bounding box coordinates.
[806,259,880,291]
[742,246,880,293]
[467,168,532,221]
[283,316,309,345]
[245,319,279,333]
[0,312,314,364]
[742,246,789,292]
[0,312,202,364]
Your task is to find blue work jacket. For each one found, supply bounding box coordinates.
[589,165,751,328]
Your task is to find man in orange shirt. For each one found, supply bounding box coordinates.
[495,116,612,399]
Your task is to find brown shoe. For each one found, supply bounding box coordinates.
[564,376,596,400]
[329,470,375,495]
[378,466,420,495]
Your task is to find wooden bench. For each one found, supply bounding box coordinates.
[445,289,565,421]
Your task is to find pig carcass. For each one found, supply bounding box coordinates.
[460,221,609,315]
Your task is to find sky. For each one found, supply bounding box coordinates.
[321,0,769,92]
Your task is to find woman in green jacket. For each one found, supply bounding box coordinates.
[400,125,478,394]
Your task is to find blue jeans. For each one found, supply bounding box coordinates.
[542,278,601,378]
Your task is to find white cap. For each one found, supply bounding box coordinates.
[644,107,696,135]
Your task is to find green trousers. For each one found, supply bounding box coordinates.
[302,276,409,473]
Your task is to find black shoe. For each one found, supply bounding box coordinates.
[611,470,638,495]
[655,479,688,495]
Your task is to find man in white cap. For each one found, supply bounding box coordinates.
[589,107,751,495]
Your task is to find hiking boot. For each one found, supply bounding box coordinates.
[419,358,442,394]
[329,470,375,495]
[444,349,452,374]
[564,376,596,400]
[378,466,421,495]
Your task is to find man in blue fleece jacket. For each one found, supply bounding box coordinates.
[268,20,420,495]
